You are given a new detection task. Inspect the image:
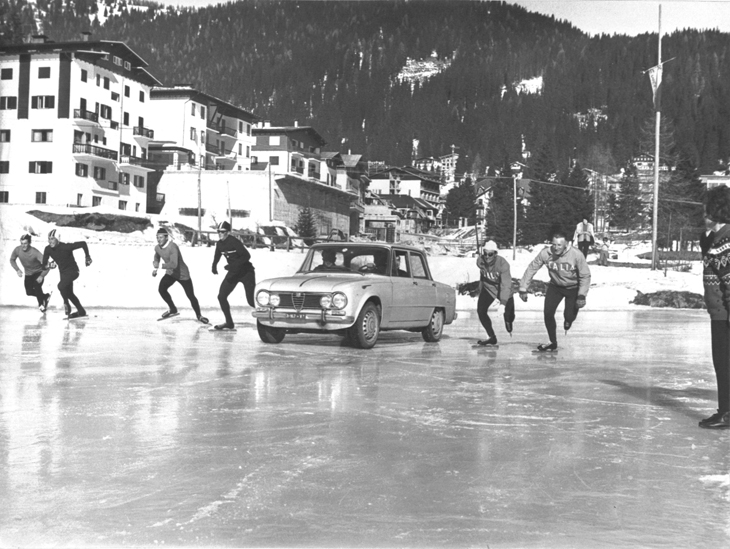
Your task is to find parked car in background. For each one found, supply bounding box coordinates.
[252,243,457,348]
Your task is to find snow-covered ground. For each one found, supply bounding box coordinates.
[0,205,704,312]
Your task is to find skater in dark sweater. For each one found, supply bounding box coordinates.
[475,240,515,346]
[41,229,92,319]
[152,228,208,324]
[699,185,730,429]
[10,234,51,311]
[211,221,256,330]
[519,231,591,352]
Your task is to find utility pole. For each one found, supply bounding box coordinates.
[651,5,662,270]
[197,143,202,245]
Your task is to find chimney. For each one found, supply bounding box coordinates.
[30,34,48,44]
[81,31,92,42]
[264,120,271,128]
[294,120,298,127]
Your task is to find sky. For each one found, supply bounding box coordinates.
[161,0,730,37]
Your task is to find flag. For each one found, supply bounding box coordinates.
[647,64,662,109]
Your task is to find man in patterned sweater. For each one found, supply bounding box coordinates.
[519,231,591,352]
[699,185,730,429]
[475,240,515,346]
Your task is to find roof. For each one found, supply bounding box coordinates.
[311,242,424,253]
[151,86,258,122]
[370,166,443,185]
[252,126,327,147]
[386,194,436,211]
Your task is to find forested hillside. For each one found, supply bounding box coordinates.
[3,0,730,178]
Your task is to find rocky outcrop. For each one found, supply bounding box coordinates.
[29,210,152,234]
[631,291,705,309]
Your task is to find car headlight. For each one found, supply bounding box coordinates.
[331,292,348,309]
[256,290,270,306]
[320,295,332,308]
[269,294,280,306]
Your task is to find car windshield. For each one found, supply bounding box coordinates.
[301,246,391,275]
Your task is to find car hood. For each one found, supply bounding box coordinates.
[261,273,376,292]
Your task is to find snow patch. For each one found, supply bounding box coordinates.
[512,75,543,96]
[397,51,452,89]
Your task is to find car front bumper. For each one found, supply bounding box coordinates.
[253,307,355,327]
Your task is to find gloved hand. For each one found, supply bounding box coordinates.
[224,265,229,271]
[576,295,586,309]
[212,266,218,275]
[49,260,57,269]
[85,256,92,266]
[519,291,528,302]
[36,274,45,284]
[152,269,158,277]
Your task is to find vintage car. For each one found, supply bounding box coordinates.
[252,243,457,348]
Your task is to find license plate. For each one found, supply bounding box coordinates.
[286,313,306,319]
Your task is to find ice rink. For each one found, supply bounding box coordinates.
[0,307,728,548]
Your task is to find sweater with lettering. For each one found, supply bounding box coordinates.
[519,245,591,296]
[476,254,513,303]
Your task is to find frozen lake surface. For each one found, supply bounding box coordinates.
[0,307,728,548]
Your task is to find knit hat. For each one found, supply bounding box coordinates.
[20,234,32,243]
[482,240,498,253]
[48,229,60,240]
[217,221,231,232]
[157,227,169,236]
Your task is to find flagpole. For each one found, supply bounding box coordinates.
[651,5,662,270]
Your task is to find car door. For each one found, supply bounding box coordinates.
[388,249,415,325]
[409,251,437,324]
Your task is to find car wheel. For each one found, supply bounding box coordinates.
[348,302,380,349]
[257,320,285,343]
[422,309,444,342]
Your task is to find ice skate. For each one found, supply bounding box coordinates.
[211,323,236,332]
[197,315,210,325]
[533,342,558,354]
[157,310,180,321]
[67,309,87,320]
[473,336,498,349]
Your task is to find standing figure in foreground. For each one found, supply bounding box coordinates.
[211,221,256,331]
[10,234,51,311]
[699,185,730,429]
[475,240,515,346]
[152,228,208,324]
[42,229,92,319]
[573,218,595,258]
[519,231,591,352]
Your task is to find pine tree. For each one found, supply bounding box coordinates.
[294,207,318,243]
[444,178,476,226]
[610,166,646,232]
[485,158,522,247]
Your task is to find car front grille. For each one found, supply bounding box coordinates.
[276,293,327,311]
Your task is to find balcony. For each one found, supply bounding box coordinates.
[205,143,221,155]
[208,122,237,138]
[120,155,144,167]
[73,143,118,161]
[74,109,99,123]
[106,180,118,191]
[133,126,155,139]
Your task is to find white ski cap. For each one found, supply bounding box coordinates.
[48,229,60,240]
[482,240,498,252]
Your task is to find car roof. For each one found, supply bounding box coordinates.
[310,242,424,253]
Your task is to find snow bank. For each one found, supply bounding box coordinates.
[0,205,704,312]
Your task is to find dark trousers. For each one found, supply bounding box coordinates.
[544,284,580,344]
[218,269,256,326]
[578,240,591,257]
[159,274,202,318]
[711,320,730,413]
[477,292,515,338]
[58,270,84,312]
[24,274,46,306]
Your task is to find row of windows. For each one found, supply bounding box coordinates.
[0,161,144,185]
[0,162,52,174]
[1,67,51,80]
[0,95,55,110]
[1,129,54,142]
[0,191,141,211]
[79,70,145,102]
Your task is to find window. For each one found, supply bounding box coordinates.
[38,67,50,78]
[200,106,205,119]
[76,163,88,177]
[124,85,130,97]
[0,96,17,110]
[92,196,102,207]
[133,175,144,188]
[0,68,12,80]
[29,161,52,174]
[238,144,242,155]
[121,143,131,156]
[36,192,46,204]
[103,77,110,90]
[0,191,8,202]
[292,139,298,148]
[81,69,87,82]
[31,129,53,142]
[124,61,131,71]
[139,91,145,102]
[93,166,106,180]
[190,127,197,141]
[269,136,280,146]
[135,203,139,212]
[191,103,196,116]
[239,121,243,133]
[77,194,83,206]
[119,200,127,211]
[31,96,55,109]
[0,161,8,174]
[123,112,129,126]
[99,104,112,119]
[246,146,250,158]
[113,56,122,66]
[119,173,130,186]
[96,74,101,86]
[0,130,9,142]
[111,92,119,102]
[410,253,429,279]
[269,156,279,165]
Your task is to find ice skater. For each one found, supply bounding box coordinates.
[41,229,92,319]
[152,228,208,324]
[10,234,51,312]
[475,240,515,346]
[519,231,591,352]
[699,185,730,429]
[211,221,256,331]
